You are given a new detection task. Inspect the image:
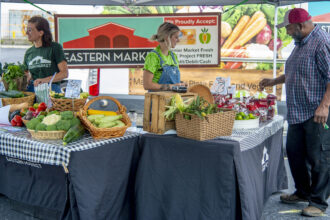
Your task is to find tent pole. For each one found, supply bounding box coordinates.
[272,4,278,96]
[0,2,2,48]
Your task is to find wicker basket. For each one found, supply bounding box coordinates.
[2,75,28,91]
[27,129,66,140]
[175,109,236,141]
[22,119,29,126]
[1,92,35,107]
[188,84,214,104]
[50,97,87,112]
[78,96,131,139]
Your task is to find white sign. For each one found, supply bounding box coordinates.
[210,76,231,95]
[261,146,269,172]
[65,80,82,98]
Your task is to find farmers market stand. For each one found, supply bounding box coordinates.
[0,115,287,220]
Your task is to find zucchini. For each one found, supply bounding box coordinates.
[0,90,24,98]
[62,124,85,145]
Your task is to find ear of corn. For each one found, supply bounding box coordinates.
[87,109,117,116]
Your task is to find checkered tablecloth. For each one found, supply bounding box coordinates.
[214,115,284,151]
[0,130,139,166]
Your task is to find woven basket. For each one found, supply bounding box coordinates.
[188,84,214,104]
[2,75,28,91]
[22,119,29,126]
[27,129,66,140]
[1,92,35,107]
[50,97,87,112]
[78,96,131,139]
[175,109,236,141]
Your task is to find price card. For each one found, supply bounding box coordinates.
[65,80,82,98]
[210,77,231,95]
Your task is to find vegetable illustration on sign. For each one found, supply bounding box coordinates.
[199,28,211,44]
[220,4,294,70]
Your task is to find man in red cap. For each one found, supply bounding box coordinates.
[259,8,330,217]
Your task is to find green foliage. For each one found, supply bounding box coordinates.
[257,63,283,71]
[102,6,178,15]
[164,95,218,120]
[1,62,25,90]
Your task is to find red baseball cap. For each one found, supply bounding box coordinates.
[277,8,312,28]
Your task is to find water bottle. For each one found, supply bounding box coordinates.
[127,110,137,132]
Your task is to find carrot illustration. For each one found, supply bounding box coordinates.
[221,15,250,57]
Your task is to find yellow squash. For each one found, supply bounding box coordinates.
[87,109,117,116]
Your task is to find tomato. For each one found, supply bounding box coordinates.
[38,102,47,111]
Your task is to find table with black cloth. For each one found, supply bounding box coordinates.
[0,129,139,220]
[135,115,288,220]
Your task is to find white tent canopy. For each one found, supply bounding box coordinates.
[0,0,328,6]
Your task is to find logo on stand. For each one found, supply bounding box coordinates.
[261,146,269,172]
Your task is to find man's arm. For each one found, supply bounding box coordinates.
[314,83,330,124]
[259,74,285,90]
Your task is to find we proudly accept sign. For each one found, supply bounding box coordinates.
[55,13,220,68]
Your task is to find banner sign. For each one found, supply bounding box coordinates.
[55,13,220,68]
[315,23,330,33]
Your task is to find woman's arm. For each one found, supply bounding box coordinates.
[33,60,68,86]
[143,70,181,91]
[24,70,31,82]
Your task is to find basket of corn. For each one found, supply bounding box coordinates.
[78,96,131,139]
[165,94,236,141]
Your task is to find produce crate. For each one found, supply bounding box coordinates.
[175,109,236,141]
[143,91,196,134]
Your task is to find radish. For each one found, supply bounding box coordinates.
[256,25,272,45]
[268,39,282,51]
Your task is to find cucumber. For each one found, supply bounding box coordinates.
[63,124,85,145]
[0,90,24,98]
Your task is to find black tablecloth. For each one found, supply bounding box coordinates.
[135,129,287,220]
[0,136,140,220]
[0,155,70,219]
